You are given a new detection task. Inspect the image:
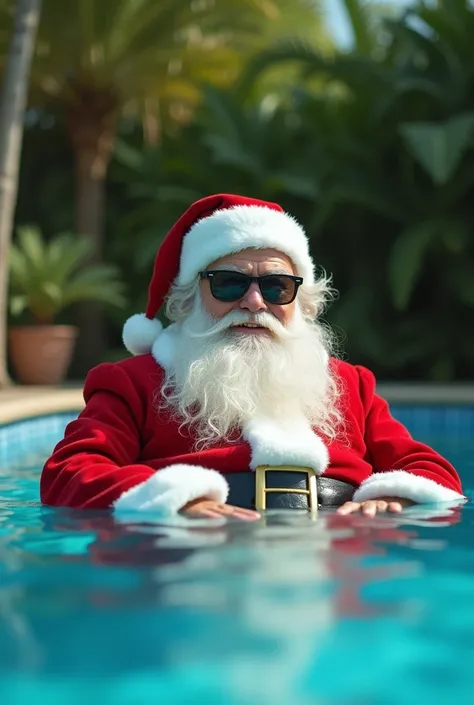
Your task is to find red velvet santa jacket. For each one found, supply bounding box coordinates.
[40,354,464,514]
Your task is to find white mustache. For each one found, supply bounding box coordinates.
[183,309,291,340]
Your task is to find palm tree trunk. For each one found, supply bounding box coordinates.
[72,145,109,373]
[0,0,42,388]
[67,86,118,375]
[75,148,107,255]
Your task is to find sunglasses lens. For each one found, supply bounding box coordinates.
[210,272,249,301]
[206,271,299,304]
[260,275,297,304]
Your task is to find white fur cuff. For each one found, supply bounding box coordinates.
[113,464,229,516]
[352,470,465,504]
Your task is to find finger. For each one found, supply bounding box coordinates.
[362,501,378,516]
[376,500,388,512]
[195,508,222,518]
[231,507,260,521]
[216,504,260,521]
[213,503,236,515]
[387,502,403,513]
[226,504,260,517]
[337,502,361,515]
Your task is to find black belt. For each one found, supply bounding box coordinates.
[226,466,355,510]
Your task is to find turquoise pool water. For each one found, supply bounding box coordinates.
[0,409,473,705]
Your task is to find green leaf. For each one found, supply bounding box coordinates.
[113,138,145,172]
[414,5,471,55]
[8,246,30,290]
[71,264,121,282]
[386,18,454,74]
[15,226,46,270]
[62,285,126,308]
[45,235,93,283]
[9,295,27,317]
[388,221,438,311]
[398,113,474,184]
[62,265,126,308]
[339,0,377,57]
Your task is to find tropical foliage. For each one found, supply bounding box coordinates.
[4,0,330,371]
[9,226,126,324]
[109,1,474,381]
[24,0,331,245]
[6,0,474,382]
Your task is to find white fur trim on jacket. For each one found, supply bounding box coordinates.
[243,417,329,474]
[352,470,465,504]
[113,464,229,516]
[178,205,315,286]
[122,313,163,356]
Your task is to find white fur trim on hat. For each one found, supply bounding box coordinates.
[122,313,163,355]
[352,470,465,504]
[178,205,315,286]
[113,464,229,516]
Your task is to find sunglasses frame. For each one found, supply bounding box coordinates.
[199,270,303,305]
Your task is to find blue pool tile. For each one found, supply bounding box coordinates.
[0,412,78,469]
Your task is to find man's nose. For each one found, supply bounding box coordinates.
[239,282,267,312]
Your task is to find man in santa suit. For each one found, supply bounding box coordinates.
[40,194,465,519]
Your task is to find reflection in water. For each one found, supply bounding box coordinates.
[0,490,470,705]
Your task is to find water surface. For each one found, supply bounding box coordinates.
[0,445,472,705]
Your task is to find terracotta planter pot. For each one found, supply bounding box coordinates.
[8,325,79,385]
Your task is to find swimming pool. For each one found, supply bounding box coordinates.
[0,407,473,705]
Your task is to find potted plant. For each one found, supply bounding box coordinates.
[8,225,126,385]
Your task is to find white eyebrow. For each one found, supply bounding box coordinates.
[265,268,293,276]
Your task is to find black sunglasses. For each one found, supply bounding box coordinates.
[199,270,303,305]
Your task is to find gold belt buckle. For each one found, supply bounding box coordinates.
[254,465,318,511]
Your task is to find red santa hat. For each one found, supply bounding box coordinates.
[122,193,315,355]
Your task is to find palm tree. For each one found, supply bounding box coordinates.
[26,0,331,371]
[0,0,42,388]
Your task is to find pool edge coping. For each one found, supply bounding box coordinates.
[2,382,474,428]
[377,384,474,405]
[0,388,85,425]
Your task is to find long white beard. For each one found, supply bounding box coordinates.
[160,301,341,449]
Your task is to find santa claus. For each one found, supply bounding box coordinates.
[40,194,465,519]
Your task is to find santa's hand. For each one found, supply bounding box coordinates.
[181,497,260,521]
[337,497,415,516]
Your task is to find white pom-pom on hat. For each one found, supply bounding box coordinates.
[122,313,163,355]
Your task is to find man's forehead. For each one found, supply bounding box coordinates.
[207,248,295,273]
